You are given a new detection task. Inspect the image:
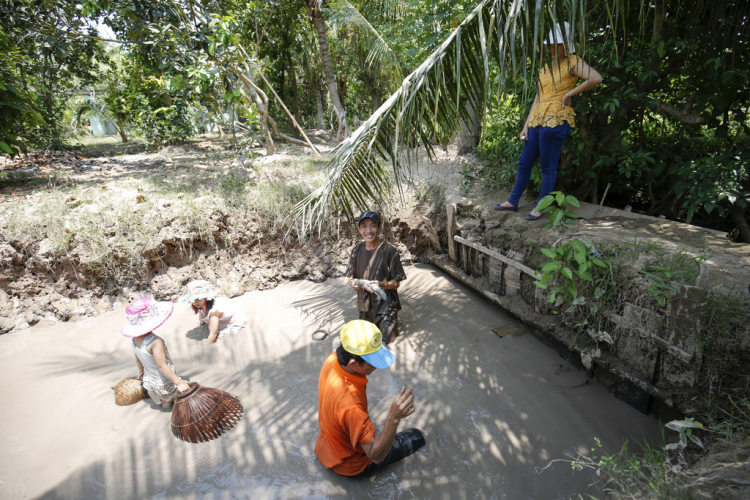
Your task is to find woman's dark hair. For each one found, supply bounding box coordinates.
[336,344,365,367]
[191,298,215,314]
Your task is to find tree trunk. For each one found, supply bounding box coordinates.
[314,77,325,129]
[226,63,275,155]
[116,115,129,143]
[288,59,301,134]
[651,0,668,45]
[308,1,350,142]
[455,101,482,154]
[730,203,750,244]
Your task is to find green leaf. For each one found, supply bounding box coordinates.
[542,261,561,273]
[565,195,580,207]
[575,251,586,266]
[533,281,548,289]
[555,192,565,205]
[0,141,13,155]
[577,270,593,281]
[566,282,578,297]
[561,267,574,280]
[704,201,715,214]
[551,210,565,227]
[571,240,586,253]
[536,196,554,211]
[591,258,607,268]
[541,248,557,259]
[674,180,689,195]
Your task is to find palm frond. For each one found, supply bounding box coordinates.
[293,0,495,232]
[361,0,407,19]
[327,0,403,79]
[293,0,609,233]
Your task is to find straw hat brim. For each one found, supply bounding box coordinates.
[121,301,174,337]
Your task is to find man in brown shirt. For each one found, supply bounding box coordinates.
[346,211,406,344]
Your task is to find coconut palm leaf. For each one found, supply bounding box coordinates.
[292,0,607,232]
[294,0,496,232]
[327,0,403,79]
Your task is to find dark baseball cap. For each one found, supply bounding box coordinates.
[358,211,381,225]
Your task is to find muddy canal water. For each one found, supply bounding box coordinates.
[0,264,659,499]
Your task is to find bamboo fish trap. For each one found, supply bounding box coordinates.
[171,382,243,443]
[112,376,148,406]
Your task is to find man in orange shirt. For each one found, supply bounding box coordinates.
[314,320,425,477]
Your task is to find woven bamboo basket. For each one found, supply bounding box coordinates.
[112,377,149,406]
[171,382,243,443]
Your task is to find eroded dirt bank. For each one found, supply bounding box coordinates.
[0,138,433,333]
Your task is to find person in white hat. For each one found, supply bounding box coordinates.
[314,320,425,478]
[494,21,602,220]
[185,280,248,344]
[122,297,189,408]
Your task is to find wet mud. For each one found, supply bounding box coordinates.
[0,264,659,499]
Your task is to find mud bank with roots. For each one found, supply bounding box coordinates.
[0,215,434,334]
[0,136,435,334]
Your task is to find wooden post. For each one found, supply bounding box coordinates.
[446,204,458,263]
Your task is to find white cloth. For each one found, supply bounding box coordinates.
[132,334,177,403]
[201,298,248,338]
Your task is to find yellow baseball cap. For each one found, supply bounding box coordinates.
[340,320,395,369]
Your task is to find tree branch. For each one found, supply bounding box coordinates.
[652,102,706,125]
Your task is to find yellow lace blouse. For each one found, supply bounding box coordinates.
[528,55,581,128]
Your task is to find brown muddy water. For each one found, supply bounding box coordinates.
[0,264,659,499]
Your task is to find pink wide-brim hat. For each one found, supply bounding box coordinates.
[121,297,174,338]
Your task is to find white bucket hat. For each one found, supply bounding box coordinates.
[543,21,575,54]
[184,280,216,302]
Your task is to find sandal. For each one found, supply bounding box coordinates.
[494,204,518,212]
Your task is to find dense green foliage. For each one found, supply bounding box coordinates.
[1,0,106,150]
[479,1,750,237]
[1,0,748,238]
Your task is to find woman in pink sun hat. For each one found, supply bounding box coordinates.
[122,297,189,408]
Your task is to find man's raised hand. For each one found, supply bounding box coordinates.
[388,386,415,422]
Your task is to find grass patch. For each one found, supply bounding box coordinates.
[0,154,331,284]
[69,135,148,158]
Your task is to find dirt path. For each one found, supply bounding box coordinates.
[0,264,658,499]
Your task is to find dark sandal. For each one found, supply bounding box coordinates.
[494,204,518,212]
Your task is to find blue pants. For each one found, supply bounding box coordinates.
[347,429,425,478]
[507,123,571,209]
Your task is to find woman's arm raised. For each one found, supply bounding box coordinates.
[562,60,603,109]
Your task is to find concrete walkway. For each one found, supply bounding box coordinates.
[0,264,659,499]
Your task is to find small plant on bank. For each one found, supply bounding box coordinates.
[639,248,708,307]
[665,418,705,452]
[459,162,478,195]
[536,191,581,232]
[534,238,608,313]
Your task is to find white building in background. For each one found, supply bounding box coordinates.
[89,114,118,136]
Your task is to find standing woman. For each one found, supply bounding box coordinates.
[495,22,602,219]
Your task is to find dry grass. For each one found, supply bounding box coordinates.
[0,153,332,283]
